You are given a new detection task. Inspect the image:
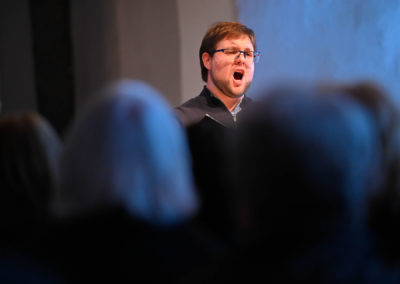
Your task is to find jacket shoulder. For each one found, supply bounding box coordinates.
[174,94,209,127]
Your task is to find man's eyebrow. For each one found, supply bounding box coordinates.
[225,44,253,51]
[223,45,247,50]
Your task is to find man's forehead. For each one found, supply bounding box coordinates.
[217,34,253,47]
[215,34,254,50]
[220,34,251,41]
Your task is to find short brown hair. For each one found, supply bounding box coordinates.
[199,22,257,82]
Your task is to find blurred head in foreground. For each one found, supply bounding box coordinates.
[232,86,382,282]
[0,111,61,243]
[320,82,400,265]
[53,80,198,226]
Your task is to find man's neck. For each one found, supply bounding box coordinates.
[206,86,243,112]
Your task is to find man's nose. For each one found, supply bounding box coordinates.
[235,52,246,64]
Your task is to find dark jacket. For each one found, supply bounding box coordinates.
[174,87,252,128]
[174,87,252,241]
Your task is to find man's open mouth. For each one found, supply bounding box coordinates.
[233,71,244,80]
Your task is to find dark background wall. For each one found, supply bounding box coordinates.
[0,0,37,114]
[70,0,182,109]
[30,0,74,135]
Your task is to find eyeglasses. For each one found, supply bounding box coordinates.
[213,48,261,63]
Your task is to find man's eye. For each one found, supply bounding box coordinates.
[245,51,253,57]
[225,50,238,55]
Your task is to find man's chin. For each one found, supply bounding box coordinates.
[213,79,251,98]
[228,85,250,98]
[224,90,244,98]
[231,93,245,98]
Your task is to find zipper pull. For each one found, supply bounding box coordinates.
[204,114,227,127]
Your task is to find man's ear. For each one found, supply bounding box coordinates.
[202,52,211,70]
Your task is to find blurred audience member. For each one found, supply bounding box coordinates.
[48,80,219,282]
[0,111,61,249]
[54,80,198,224]
[216,87,389,283]
[0,111,62,283]
[320,82,400,267]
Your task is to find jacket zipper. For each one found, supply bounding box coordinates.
[204,113,227,127]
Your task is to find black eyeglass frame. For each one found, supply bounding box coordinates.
[213,48,261,63]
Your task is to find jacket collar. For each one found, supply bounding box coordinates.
[201,86,252,110]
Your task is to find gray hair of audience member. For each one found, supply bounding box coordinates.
[53,80,198,226]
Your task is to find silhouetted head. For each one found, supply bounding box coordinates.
[319,81,400,264]
[230,87,382,282]
[237,87,381,242]
[0,111,61,238]
[53,80,198,226]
